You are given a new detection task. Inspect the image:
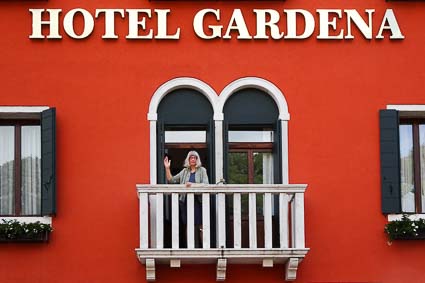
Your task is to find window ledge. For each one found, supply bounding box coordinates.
[0,216,52,225]
[387,214,425,221]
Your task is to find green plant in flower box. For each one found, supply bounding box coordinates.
[0,219,53,241]
[385,214,425,241]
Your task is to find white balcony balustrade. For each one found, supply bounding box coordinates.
[135,184,309,281]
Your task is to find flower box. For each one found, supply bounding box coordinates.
[0,220,52,243]
[385,215,425,242]
[0,231,50,243]
[392,231,425,240]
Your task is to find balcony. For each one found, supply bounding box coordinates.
[135,184,309,281]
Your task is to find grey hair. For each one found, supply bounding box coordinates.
[183,150,202,168]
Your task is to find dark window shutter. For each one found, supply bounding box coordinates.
[41,108,56,215]
[379,109,401,214]
[273,119,282,184]
[207,119,215,183]
[157,121,165,184]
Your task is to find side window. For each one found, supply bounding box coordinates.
[0,121,41,215]
[380,109,425,214]
[0,108,56,217]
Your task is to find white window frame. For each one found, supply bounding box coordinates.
[0,106,52,224]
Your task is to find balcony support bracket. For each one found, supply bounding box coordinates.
[216,258,227,281]
[170,259,181,268]
[285,258,299,281]
[146,258,156,281]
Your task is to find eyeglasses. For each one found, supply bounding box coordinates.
[189,156,198,160]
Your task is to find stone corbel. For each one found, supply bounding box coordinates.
[146,259,156,281]
[216,258,227,281]
[285,258,299,281]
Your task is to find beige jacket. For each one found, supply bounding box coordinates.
[169,167,209,185]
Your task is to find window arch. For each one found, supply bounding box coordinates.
[218,77,290,184]
[147,78,217,184]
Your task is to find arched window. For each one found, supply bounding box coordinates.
[223,88,281,185]
[157,88,215,183]
[222,87,283,248]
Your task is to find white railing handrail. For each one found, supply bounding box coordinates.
[136,184,307,195]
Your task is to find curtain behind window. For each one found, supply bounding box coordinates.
[21,126,41,215]
[0,127,15,215]
[420,125,425,212]
[399,125,415,212]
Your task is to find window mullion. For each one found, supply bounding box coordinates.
[14,125,22,216]
[413,123,422,213]
[248,150,254,184]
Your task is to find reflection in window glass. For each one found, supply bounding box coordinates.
[420,125,425,212]
[21,126,41,215]
[228,152,248,184]
[0,126,15,215]
[399,125,415,212]
[165,131,206,143]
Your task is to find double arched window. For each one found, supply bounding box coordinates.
[148,77,290,186]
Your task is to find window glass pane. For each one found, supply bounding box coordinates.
[400,125,415,213]
[0,126,15,215]
[21,126,41,215]
[253,152,273,185]
[165,131,206,143]
[228,131,273,142]
[228,152,248,184]
[420,124,425,212]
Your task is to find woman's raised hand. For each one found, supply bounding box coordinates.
[164,156,171,169]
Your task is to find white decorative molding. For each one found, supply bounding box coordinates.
[0,216,52,224]
[285,258,299,281]
[218,77,290,121]
[147,77,218,121]
[216,258,227,281]
[281,120,289,184]
[135,248,309,266]
[145,259,156,281]
[0,106,49,113]
[387,105,425,111]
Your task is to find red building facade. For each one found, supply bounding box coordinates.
[1,0,425,282]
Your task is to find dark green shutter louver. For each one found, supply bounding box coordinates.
[41,108,56,215]
[379,109,401,214]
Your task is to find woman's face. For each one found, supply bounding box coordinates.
[189,155,197,167]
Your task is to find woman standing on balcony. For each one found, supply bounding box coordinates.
[164,150,209,247]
